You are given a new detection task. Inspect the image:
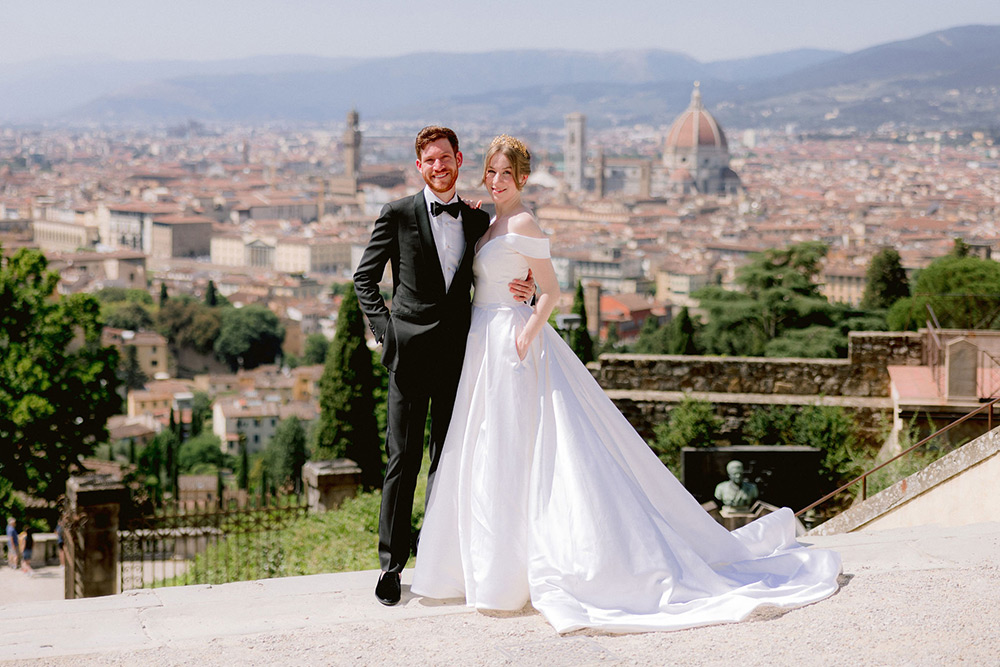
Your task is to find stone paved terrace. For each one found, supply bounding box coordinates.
[3,521,1000,666]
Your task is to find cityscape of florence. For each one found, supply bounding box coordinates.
[3,2,1000,664]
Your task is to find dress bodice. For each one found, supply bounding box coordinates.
[472,233,551,307]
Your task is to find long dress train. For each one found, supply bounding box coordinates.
[410,232,841,633]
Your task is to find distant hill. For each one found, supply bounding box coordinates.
[726,25,1000,129]
[2,25,999,130]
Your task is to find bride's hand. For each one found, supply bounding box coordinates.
[516,334,529,360]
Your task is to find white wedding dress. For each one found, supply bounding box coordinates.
[410,233,841,633]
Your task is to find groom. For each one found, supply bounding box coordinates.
[354,126,532,605]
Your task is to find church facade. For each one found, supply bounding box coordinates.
[565,83,741,199]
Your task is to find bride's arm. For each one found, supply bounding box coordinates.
[507,212,561,360]
[516,255,560,359]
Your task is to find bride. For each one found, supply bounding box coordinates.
[410,134,841,633]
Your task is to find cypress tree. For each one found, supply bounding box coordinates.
[166,409,177,496]
[204,280,218,307]
[216,469,225,509]
[121,345,147,390]
[315,286,382,488]
[266,416,308,494]
[861,248,909,310]
[237,433,249,491]
[667,307,699,355]
[159,282,169,308]
[569,280,595,363]
[633,314,669,354]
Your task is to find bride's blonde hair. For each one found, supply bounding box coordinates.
[481,134,531,190]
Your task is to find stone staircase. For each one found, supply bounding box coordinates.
[810,425,1000,535]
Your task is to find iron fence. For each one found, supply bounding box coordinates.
[119,496,308,592]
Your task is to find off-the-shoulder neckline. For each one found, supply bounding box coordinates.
[476,232,549,254]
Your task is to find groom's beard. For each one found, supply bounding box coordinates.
[423,169,459,196]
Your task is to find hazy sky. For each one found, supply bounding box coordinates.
[5,0,1000,65]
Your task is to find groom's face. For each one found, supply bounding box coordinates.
[417,138,463,198]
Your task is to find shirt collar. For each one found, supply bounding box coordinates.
[424,185,459,209]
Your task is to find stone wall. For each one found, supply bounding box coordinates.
[594,332,923,446]
[607,389,891,446]
[594,332,924,397]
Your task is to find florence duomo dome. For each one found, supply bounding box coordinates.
[662,82,741,195]
[563,82,740,199]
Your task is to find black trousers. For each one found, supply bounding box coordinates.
[378,365,460,573]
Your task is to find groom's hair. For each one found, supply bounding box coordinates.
[415,126,459,158]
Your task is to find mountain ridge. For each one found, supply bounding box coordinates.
[2,25,998,130]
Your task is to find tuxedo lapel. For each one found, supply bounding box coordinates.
[451,201,482,296]
[413,192,446,295]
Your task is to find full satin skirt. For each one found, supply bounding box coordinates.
[411,302,841,633]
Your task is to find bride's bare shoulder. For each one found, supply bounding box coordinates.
[507,210,545,239]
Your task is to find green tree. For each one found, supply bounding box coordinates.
[120,345,148,390]
[743,404,863,485]
[165,410,179,495]
[632,314,670,354]
[104,301,155,331]
[861,248,909,310]
[178,432,231,474]
[314,286,382,488]
[887,253,1000,331]
[951,237,971,258]
[649,395,722,476]
[266,416,308,494]
[157,296,221,354]
[695,242,839,356]
[302,333,330,366]
[667,307,699,355]
[159,282,169,307]
[763,325,847,359]
[204,280,218,307]
[568,281,594,363]
[743,405,799,447]
[95,287,153,306]
[600,321,620,355]
[792,405,864,484]
[190,391,212,438]
[0,247,121,503]
[237,434,250,491]
[214,305,284,371]
[135,436,164,505]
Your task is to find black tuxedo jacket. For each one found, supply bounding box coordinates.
[353,190,490,379]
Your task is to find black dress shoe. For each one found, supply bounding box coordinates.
[375,571,401,606]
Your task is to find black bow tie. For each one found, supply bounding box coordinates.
[431,201,462,218]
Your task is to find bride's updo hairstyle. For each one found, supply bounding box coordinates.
[482,134,531,191]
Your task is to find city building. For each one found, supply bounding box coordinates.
[149,214,214,259]
[212,397,317,455]
[274,236,353,274]
[105,203,177,253]
[102,328,170,379]
[564,112,586,192]
[47,250,147,291]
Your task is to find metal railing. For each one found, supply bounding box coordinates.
[119,495,308,591]
[796,395,1000,518]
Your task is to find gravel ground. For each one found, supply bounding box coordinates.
[5,524,1000,666]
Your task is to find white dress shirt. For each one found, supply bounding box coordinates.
[424,186,465,291]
